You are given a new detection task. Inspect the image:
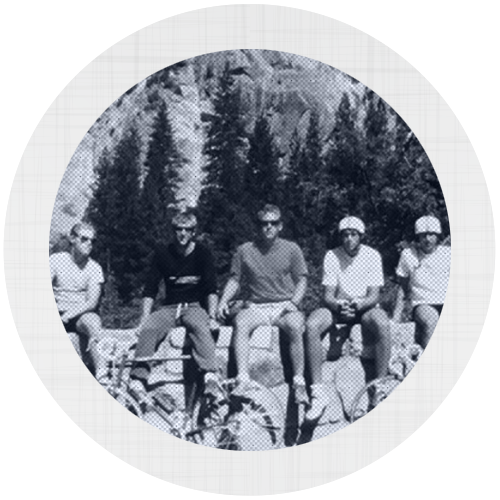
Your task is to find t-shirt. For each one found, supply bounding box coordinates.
[143,243,217,306]
[396,245,451,306]
[50,252,104,313]
[322,244,384,299]
[230,238,308,303]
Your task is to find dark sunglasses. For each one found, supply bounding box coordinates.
[76,235,95,243]
[259,220,281,227]
[173,226,196,233]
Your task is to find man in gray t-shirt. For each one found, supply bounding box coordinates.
[218,205,309,406]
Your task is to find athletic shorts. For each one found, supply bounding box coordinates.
[246,301,297,325]
[412,304,444,321]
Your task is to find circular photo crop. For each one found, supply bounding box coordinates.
[49,49,450,450]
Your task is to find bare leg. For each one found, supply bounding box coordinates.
[233,308,268,380]
[361,308,391,378]
[76,312,104,377]
[304,308,333,385]
[276,311,306,379]
[413,304,440,348]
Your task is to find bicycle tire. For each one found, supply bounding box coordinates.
[192,382,285,450]
[349,375,401,423]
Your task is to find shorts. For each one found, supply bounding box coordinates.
[412,304,444,321]
[246,301,297,325]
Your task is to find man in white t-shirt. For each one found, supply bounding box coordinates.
[50,222,106,382]
[304,216,391,420]
[394,215,450,348]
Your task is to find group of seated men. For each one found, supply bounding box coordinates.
[50,205,450,422]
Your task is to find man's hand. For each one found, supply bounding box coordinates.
[217,302,230,322]
[209,318,220,331]
[283,300,298,314]
[338,299,356,319]
[60,309,77,324]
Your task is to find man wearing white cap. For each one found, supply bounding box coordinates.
[304,216,391,420]
[394,215,450,348]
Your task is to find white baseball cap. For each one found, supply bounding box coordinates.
[338,216,365,235]
[415,215,441,235]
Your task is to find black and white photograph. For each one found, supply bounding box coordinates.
[49,49,451,450]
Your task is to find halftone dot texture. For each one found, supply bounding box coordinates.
[48,49,450,451]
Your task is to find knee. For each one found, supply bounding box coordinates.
[234,311,255,335]
[78,313,101,334]
[182,309,208,331]
[362,308,389,335]
[414,306,439,329]
[306,311,328,338]
[283,312,305,337]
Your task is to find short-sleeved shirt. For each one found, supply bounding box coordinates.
[396,245,451,306]
[322,244,384,300]
[143,242,217,306]
[50,252,104,313]
[230,238,308,303]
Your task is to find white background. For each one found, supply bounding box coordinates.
[0,4,500,495]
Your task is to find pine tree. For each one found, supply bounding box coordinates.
[85,148,113,274]
[198,62,250,275]
[201,61,248,203]
[324,92,362,219]
[244,114,282,215]
[141,100,179,248]
[111,125,145,302]
[284,109,325,240]
[86,126,145,303]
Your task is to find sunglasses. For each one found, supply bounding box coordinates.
[259,220,281,227]
[173,226,196,233]
[75,235,95,244]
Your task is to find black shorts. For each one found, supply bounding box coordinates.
[412,304,444,321]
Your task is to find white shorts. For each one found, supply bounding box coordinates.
[246,301,297,325]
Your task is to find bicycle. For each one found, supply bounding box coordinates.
[348,337,423,423]
[100,328,286,450]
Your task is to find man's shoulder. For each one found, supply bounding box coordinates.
[237,241,255,253]
[87,257,103,272]
[276,238,304,253]
[436,244,451,257]
[194,241,215,259]
[360,244,382,259]
[50,251,71,263]
[400,245,418,260]
[325,248,339,260]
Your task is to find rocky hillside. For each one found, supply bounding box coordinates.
[50,50,363,245]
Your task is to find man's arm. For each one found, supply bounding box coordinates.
[217,277,240,321]
[138,249,161,328]
[351,286,380,315]
[60,281,102,323]
[323,284,343,313]
[393,275,410,322]
[289,275,307,309]
[138,296,155,328]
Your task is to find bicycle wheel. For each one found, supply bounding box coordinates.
[112,384,144,418]
[191,382,285,450]
[349,375,401,423]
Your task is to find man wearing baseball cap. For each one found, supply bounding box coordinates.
[304,216,391,420]
[394,215,451,348]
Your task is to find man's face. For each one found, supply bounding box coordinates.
[72,228,95,258]
[417,232,439,254]
[173,223,196,248]
[258,213,282,242]
[341,229,361,256]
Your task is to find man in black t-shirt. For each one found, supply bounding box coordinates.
[129,212,222,402]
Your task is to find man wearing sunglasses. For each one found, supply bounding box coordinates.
[129,211,222,405]
[50,222,107,383]
[217,204,309,405]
